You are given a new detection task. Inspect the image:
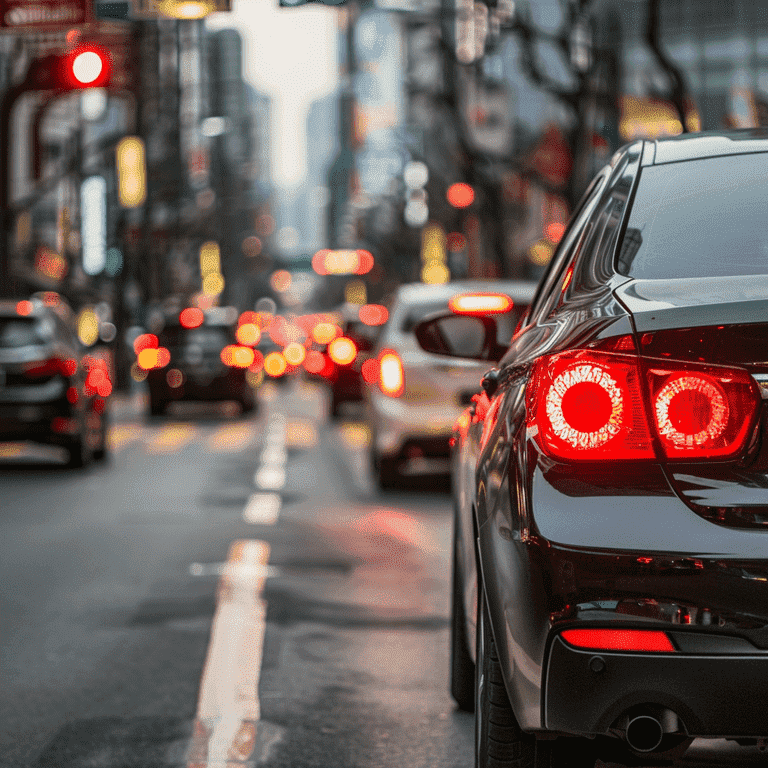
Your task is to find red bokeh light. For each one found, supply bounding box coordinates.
[447,183,475,208]
[180,307,204,329]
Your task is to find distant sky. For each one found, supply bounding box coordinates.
[206,0,339,187]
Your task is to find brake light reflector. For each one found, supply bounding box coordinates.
[449,293,513,315]
[378,350,404,397]
[561,628,675,653]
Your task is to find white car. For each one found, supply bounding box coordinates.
[365,280,537,488]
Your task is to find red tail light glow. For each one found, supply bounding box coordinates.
[378,350,404,398]
[180,307,204,329]
[527,345,759,462]
[361,358,379,384]
[24,357,78,378]
[16,300,33,316]
[561,628,675,653]
[133,333,158,354]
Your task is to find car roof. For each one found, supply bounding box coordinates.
[393,279,538,306]
[644,128,768,166]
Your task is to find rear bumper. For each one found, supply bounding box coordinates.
[369,390,462,457]
[545,634,768,738]
[148,370,248,402]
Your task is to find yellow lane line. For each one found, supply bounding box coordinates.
[145,423,197,454]
[206,424,256,453]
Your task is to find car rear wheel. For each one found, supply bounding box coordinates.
[64,434,91,469]
[149,399,166,417]
[92,411,109,462]
[371,449,399,490]
[475,587,535,768]
[475,586,599,768]
[450,520,475,711]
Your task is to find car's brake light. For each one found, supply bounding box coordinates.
[449,292,513,315]
[179,307,204,329]
[24,357,77,378]
[527,344,760,461]
[560,628,675,653]
[527,348,654,461]
[378,349,404,397]
[647,365,758,458]
[361,358,379,384]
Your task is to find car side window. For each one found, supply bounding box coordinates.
[526,171,609,326]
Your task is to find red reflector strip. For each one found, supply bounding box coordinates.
[560,628,675,653]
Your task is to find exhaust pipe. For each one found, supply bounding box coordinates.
[624,714,664,753]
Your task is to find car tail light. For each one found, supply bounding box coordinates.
[646,364,757,459]
[527,343,760,462]
[24,357,77,378]
[560,628,675,653]
[264,351,287,378]
[378,349,404,397]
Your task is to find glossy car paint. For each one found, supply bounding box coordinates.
[449,132,768,746]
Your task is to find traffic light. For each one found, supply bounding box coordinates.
[58,45,112,89]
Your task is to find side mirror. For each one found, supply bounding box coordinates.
[414,313,503,361]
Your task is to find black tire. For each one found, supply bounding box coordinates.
[240,397,256,415]
[329,393,340,419]
[371,447,399,490]
[92,411,109,462]
[149,399,166,417]
[450,520,475,711]
[475,587,535,768]
[64,435,91,469]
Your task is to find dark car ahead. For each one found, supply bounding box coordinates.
[415,130,768,767]
[145,307,256,416]
[0,299,109,467]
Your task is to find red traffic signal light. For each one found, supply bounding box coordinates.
[59,46,112,89]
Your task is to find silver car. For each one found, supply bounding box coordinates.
[365,280,536,488]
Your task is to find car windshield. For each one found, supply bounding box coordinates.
[618,154,768,279]
[0,317,51,348]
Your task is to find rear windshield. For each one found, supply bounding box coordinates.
[0,317,51,348]
[161,325,232,350]
[618,154,768,279]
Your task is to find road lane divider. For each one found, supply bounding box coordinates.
[243,492,282,525]
[186,539,272,767]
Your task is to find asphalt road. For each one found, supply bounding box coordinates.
[2,380,767,768]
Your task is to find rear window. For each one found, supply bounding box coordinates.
[618,154,768,279]
[0,317,51,348]
[161,325,232,351]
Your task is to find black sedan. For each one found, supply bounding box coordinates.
[415,130,768,767]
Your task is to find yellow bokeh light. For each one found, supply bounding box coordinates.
[264,352,287,377]
[311,322,340,345]
[77,309,100,346]
[283,342,307,366]
[137,348,159,370]
[202,272,225,296]
[236,323,262,346]
[200,241,221,276]
[421,262,450,284]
